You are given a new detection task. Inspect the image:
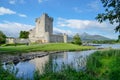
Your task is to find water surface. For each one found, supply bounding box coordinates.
[3,44,120,79]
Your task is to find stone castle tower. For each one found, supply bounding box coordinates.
[29,13,67,43]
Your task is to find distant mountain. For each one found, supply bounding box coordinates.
[80,32,110,41]
[54,32,110,42]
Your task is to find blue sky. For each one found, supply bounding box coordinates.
[0,0,119,39]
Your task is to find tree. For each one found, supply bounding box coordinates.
[0,31,6,44]
[19,31,29,39]
[96,0,120,33]
[118,35,120,40]
[72,33,82,45]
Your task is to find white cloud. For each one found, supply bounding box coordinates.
[57,17,109,29]
[87,0,100,11]
[18,13,27,17]
[9,0,25,4]
[0,21,34,37]
[9,0,16,4]
[73,7,82,13]
[53,27,73,35]
[56,17,118,39]
[38,0,48,3]
[73,1,101,13]
[0,7,16,15]
[38,0,43,3]
[0,7,27,18]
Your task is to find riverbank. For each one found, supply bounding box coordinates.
[36,49,120,80]
[0,49,120,79]
[0,43,95,54]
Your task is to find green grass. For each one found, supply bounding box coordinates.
[36,69,95,80]
[0,62,18,80]
[0,43,95,54]
[1,43,26,46]
[86,49,120,80]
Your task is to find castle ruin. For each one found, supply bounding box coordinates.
[29,13,67,43]
[6,13,67,44]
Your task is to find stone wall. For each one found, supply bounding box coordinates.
[6,38,14,44]
[14,38,29,44]
[6,38,29,44]
[29,37,46,43]
[50,34,64,43]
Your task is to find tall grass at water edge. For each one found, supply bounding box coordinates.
[34,49,120,80]
[86,49,120,80]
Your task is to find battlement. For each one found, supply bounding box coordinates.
[42,13,53,21]
[35,13,53,22]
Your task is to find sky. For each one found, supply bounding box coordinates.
[0,0,119,39]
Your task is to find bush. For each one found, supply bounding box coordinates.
[0,31,6,44]
[72,33,82,45]
[19,31,29,39]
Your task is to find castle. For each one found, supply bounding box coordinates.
[6,13,67,44]
[29,13,67,43]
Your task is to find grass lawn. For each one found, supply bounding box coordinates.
[0,43,95,54]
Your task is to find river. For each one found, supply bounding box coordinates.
[2,44,120,79]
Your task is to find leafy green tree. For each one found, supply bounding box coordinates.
[72,33,82,45]
[118,35,120,39]
[0,31,6,44]
[19,31,29,39]
[96,0,120,33]
[118,35,120,41]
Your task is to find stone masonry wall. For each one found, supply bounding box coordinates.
[50,34,64,43]
[6,38,29,44]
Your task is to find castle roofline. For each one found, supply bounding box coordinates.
[35,13,53,22]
